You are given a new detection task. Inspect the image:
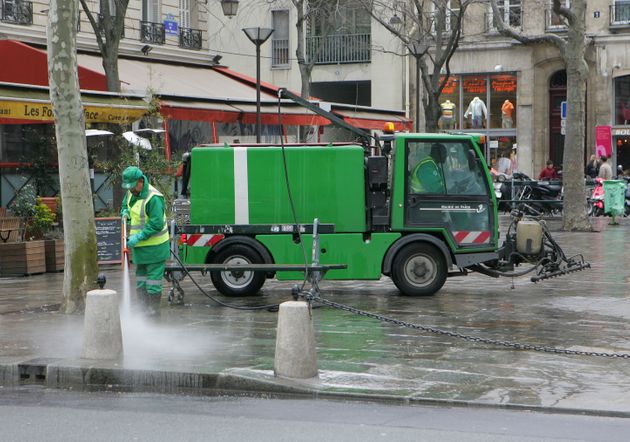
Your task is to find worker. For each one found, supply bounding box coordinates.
[120,166,170,317]
[409,145,446,193]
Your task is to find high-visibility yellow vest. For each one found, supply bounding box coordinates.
[410,157,445,194]
[127,184,169,247]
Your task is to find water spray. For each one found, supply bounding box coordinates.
[121,216,130,267]
[120,215,132,317]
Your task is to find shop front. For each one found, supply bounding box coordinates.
[438,72,518,173]
[612,74,630,174]
[0,82,148,208]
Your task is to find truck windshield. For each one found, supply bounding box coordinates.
[407,140,486,196]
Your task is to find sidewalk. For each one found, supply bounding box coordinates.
[2,216,630,416]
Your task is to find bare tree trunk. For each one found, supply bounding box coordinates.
[561,0,591,231]
[48,0,99,313]
[294,0,314,141]
[102,44,121,93]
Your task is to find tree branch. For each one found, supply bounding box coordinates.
[489,0,566,52]
[79,0,105,52]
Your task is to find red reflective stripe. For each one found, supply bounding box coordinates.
[186,234,201,245]
[473,231,491,244]
[454,231,469,243]
[209,234,224,246]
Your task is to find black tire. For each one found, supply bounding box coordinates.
[210,244,266,296]
[391,243,447,297]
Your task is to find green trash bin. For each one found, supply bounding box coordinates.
[603,180,627,216]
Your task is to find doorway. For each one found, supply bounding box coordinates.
[548,70,566,169]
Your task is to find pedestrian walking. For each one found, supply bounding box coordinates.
[585,155,600,179]
[120,166,170,317]
[598,155,613,180]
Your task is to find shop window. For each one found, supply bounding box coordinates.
[462,75,487,129]
[438,76,460,130]
[489,74,517,129]
[0,124,56,164]
[615,75,630,126]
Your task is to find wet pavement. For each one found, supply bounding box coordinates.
[1,216,630,415]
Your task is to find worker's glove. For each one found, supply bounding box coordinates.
[126,233,144,248]
[121,209,130,221]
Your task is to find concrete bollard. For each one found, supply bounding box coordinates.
[274,301,318,379]
[81,289,123,360]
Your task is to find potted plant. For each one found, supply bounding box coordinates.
[0,184,47,276]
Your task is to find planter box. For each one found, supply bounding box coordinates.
[0,240,46,276]
[45,239,64,272]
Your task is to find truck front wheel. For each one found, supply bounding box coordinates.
[391,243,447,296]
[210,244,266,296]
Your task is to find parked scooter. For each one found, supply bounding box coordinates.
[499,172,563,215]
[588,177,605,217]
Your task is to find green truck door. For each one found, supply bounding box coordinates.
[403,139,496,250]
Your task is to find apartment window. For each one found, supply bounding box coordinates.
[431,0,461,33]
[143,0,160,23]
[488,0,521,31]
[180,0,190,28]
[1,0,33,25]
[306,0,371,64]
[611,1,630,25]
[272,10,290,68]
[141,0,164,44]
[547,0,569,29]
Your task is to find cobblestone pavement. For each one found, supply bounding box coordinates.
[1,216,630,413]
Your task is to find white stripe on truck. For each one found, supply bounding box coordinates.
[233,146,249,224]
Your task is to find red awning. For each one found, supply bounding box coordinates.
[0,40,108,91]
[159,99,331,126]
[160,100,241,123]
[333,109,412,131]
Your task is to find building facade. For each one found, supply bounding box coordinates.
[443,0,630,177]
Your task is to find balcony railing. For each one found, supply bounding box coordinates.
[484,10,522,33]
[545,9,567,31]
[306,33,370,65]
[1,0,32,25]
[610,2,630,27]
[140,21,165,45]
[272,39,289,67]
[179,28,202,50]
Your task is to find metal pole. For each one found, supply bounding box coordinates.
[415,56,420,132]
[256,42,262,143]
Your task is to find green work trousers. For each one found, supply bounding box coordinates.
[136,261,166,296]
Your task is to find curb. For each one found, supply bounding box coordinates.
[2,358,630,419]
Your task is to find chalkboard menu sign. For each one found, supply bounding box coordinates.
[96,217,122,264]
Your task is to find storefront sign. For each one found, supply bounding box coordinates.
[439,76,458,94]
[596,125,612,157]
[491,75,516,92]
[0,100,146,123]
[612,128,630,136]
[463,77,486,94]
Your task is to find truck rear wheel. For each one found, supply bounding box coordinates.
[391,243,447,296]
[210,244,266,296]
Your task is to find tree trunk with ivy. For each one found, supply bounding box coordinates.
[48,0,99,313]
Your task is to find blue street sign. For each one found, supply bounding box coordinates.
[561,101,567,119]
[164,20,178,36]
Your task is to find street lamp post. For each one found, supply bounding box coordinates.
[243,27,274,143]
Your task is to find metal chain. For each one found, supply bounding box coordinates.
[308,295,630,359]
